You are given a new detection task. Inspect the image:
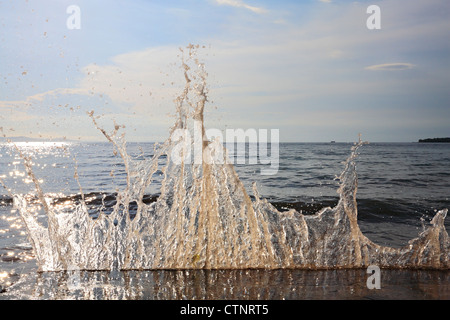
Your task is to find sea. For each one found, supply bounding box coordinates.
[0,141,449,300]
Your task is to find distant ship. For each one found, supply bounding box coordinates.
[330,140,336,143]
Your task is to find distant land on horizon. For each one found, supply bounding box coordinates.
[1,136,71,142]
[418,137,450,143]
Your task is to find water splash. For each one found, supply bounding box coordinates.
[11,45,449,271]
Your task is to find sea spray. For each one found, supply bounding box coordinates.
[11,45,450,271]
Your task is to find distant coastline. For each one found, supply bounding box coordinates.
[1,136,72,143]
[418,137,450,143]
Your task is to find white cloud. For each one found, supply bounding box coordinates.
[27,88,90,102]
[365,63,415,71]
[0,88,90,109]
[1,46,207,141]
[215,0,268,14]
[78,46,183,117]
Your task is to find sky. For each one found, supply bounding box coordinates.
[0,0,449,142]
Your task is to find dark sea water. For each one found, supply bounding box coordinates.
[0,141,449,300]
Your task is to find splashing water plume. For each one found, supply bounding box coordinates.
[11,45,449,271]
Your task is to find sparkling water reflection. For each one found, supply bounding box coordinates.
[1,269,448,300]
